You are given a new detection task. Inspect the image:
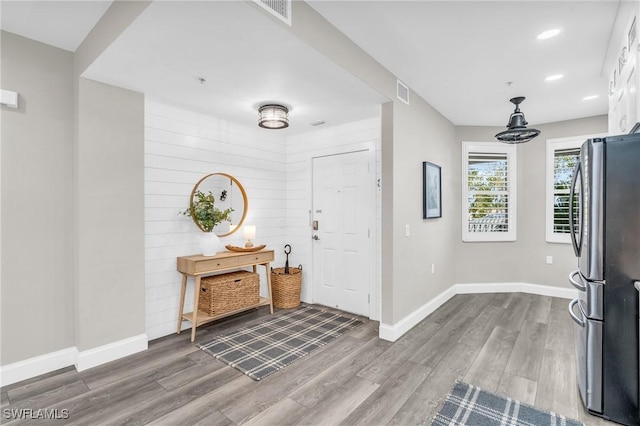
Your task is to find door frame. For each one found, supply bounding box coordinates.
[309,146,379,320]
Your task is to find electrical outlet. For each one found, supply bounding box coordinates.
[405,224,410,237]
[546,256,553,265]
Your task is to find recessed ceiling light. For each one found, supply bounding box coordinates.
[537,29,561,40]
[583,95,599,101]
[545,74,564,82]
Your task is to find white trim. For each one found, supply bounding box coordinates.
[378,283,577,342]
[379,286,457,342]
[0,347,78,387]
[461,142,517,242]
[454,282,577,300]
[75,334,148,372]
[0,334,149,386]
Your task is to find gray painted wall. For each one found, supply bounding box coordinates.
[455,115,608,287]
[391,101,457,323]
[72,1,149,352]
[75,78,145,350]
[1,0,148,366]
[0,0,611,369]
[1,32,75,364]
[287,2,458,324]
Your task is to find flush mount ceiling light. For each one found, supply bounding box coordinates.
[258,104,289,129]
[495,97,541,144]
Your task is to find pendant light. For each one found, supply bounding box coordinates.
[258,104,289,129]
[495,97,540,144]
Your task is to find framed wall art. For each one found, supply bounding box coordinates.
[423,161,442,219]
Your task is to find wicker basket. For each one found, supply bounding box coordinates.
[198,270,260,316]
[271,266,302,309]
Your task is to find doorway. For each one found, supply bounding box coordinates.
[311,150,375,317]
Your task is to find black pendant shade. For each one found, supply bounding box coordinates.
[495,97,541,144]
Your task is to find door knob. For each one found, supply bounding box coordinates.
[312,235,320,240]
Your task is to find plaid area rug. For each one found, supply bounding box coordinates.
[197,305,363,380]
[432,382,583,426]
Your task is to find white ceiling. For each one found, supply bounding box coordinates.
[81,1,387,133]
[0,0,623,129]
[0,1,112,52]
[308,0,619,126]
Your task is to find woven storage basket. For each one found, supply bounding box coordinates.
[198,270,260,316]
[271,267,302,309]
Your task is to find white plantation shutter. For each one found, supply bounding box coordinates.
[545,134,604,243]
[552,147,580,234]
[462,142,517,242]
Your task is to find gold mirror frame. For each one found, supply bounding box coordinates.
[190,173,248,237]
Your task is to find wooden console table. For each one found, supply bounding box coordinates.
[177,249,275,342]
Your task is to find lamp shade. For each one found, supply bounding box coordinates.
[243,225,256,240]
[258,104,289,129]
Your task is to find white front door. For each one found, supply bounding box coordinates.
[312,150,373,317]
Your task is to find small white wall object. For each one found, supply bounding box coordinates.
[0,89,19,109]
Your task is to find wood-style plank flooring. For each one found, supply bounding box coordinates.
[1,293,617,425]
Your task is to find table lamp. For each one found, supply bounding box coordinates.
[243,225,256,248]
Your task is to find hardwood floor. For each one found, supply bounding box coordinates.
[1,293,617,425]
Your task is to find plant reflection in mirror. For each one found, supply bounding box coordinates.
[181,190,234,232]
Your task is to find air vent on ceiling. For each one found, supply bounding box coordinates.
[254,0,291,26]
[397,79,410,105]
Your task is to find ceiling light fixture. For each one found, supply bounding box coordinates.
[495,97,541,144]
[537,29,561,40]
[258,104,289,129]
[583,95,599,101]
[545,74,564,82]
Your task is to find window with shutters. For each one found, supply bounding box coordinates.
[462,142,517,242]
[545,134,603,243]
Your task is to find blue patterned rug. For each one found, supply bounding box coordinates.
[197,305,363,380]
[432,381,583,426]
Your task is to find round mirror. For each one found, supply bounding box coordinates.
[189,173,248,237]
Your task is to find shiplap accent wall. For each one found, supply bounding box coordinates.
[144,99,382,339]
[286,118,382,320]
[144,101,287,340]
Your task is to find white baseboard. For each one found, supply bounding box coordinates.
[76,334,148,372]
[378,282,577,342]
[1,334,149,387]
[0,347,78,387]
[379,285,457,342]
[454,282,577,300]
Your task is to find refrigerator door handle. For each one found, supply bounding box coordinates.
[569,160,583,257]
[569,298,586,328]
[569,269,586,291]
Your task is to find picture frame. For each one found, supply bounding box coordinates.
[423,161,442,219]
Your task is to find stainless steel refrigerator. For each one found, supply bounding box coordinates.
[568,132,640,425]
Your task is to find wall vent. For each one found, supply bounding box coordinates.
[396,80,410,105]
[254,0,291,26]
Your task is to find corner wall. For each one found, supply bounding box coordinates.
[143,100,287,340]
[75,78,145,352]
[454,115,608,287]
[285,1,458,328]
[0,32,75,365]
